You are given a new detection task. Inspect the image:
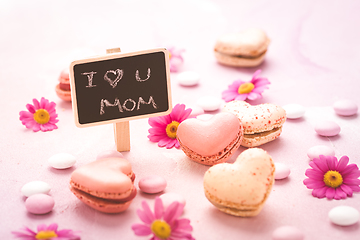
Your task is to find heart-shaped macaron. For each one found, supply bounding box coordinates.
[203,148,275,217]
[223,100,286,147]
[176,112,243,165]
[70,157,136,213]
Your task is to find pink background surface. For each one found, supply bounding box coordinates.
[1,0,360,239]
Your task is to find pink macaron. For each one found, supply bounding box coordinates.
[70,157,136,213]
[176,112,243,165]
[55,68,72,101]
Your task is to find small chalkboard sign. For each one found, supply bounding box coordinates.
[69,48,172,127]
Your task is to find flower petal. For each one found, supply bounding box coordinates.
[325,187,336,199]
[164,201,183,223]
[305,169,324,180]
[154,197,164,219]
[247,92,261,100]
[341,164,359,176]
[336,156,350,172]
[26,104,36,114]
[234,94,248,101]
[343,178,360,186]
[304,179,325,189]
[334,188,347,200]
[340,184,354,196]
[313,156,329,173]
[326,156,337,171]
[158,138,172,148]
[131,224,152,236]
[312,186,328,198]
[32,98,40,110]
[166,139,178,149]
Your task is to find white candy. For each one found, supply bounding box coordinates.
[188,105,205,118]
[328,206,359,226]
[196,96,222,111]
[48,153,76,169]
[177,71,200,86]
[21,181,51,197]
[274,162,291,180]
[283,104,306,119]
[307,145,335,160]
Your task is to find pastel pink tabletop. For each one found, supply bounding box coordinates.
[1,1,360,240]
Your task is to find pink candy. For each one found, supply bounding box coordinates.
[314,121,340,137]
[138,175,167,194]
[333,99,358,116]
[25,193,55,214]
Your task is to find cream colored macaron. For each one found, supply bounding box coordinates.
[214,28,270,67]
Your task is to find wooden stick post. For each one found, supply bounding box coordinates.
[106,48,130,152]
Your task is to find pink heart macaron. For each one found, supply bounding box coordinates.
[203,148,275,217]
[176,112,243,165]
[70,157,136,213]
[223,100,286,147]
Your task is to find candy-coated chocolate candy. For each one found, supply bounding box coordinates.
[139,175,167,194]
[177,71,200,86]
[328,206,359,226]
[283,104,305,119]
[48,153,76,169]
[274,162,290,180]
[314,121,340,137]
[196,96,222,111]
[333,99,358,116]
[25,193,55,215]
[307,145,335,160]
[21,181,51,197]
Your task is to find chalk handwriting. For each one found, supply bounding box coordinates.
[81,71,97,88]
[104,69,123,88]
[100,96,157,115]
[135,68,151,82]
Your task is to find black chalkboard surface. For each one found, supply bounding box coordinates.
[69,48,172,127]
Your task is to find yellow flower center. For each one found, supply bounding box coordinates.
[323,170,343,188]
[151,220,171,239]
[35,230,58,239]
[33,109,50,124]
[238,82,255,94]
[166,121,179,139]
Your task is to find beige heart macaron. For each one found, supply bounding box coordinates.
[203,148,275,217]
[214,28,270,67]
[223,100,286,147]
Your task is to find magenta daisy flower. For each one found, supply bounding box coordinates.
[132,197,195,240]
[148,104,192,149]
[303,155,360,200]
[19,97,59,132]
[12,223,80,240]
[168,47,185,72]
[221,69,270,102]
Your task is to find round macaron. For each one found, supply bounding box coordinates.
[214,28,270,67]
[55,68,72,101]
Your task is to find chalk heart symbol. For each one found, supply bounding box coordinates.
[104,69,123,88]
[204,148,275,216]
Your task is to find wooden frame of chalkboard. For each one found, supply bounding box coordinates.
[69,48,172,128]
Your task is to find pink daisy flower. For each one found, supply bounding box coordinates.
[148,104,192,149]
[303,155,360,200]
[168,47,185,72]
[132,197,195,240]
[221,69,270,102]
[19,97,59,132]
[12,223,80,240]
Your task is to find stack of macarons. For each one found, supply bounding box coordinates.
[55,68,72,101]
[214,28,270,67]
[70,157,137,213]
[177,100,286,165]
